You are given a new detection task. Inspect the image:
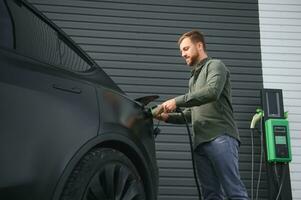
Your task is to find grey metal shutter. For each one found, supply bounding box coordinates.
[29,0,266,199]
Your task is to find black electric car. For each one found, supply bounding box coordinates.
[0,0,158,199]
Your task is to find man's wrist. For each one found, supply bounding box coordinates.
[174,95,185,107]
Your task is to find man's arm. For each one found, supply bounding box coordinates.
[174,60,227,108]
[162,60,227,112]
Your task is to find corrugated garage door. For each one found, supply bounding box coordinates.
[28,0,266,199]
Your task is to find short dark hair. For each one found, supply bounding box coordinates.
[178,30,206,51]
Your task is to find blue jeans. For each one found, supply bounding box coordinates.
[194,135,249,200]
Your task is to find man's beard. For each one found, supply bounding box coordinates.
[187,53,200,66]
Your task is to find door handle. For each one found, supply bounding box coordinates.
[52,84,82,94]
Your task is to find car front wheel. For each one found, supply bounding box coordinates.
[60,148,146,200]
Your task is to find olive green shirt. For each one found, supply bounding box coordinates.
[167,57,239,149]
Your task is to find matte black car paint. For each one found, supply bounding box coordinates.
[0,0,158,199]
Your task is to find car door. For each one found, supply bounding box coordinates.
[0,1,99,199]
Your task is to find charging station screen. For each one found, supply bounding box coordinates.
[275,136,287,145]
[266,92,281,117]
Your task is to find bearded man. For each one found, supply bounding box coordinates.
[154,30,249,200]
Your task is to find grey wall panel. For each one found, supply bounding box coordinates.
[259,0,301,199]
[28,0,265,199]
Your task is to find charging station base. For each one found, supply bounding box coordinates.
[265,119,291,163]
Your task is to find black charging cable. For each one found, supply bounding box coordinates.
[175,108,202,200]
[250,126,264,200]
[153,119,161,138]
[256,117,264,200]
[274,163,286,200]
[250,111,264,200]
[250,128,255,200]
[250,116,286,200]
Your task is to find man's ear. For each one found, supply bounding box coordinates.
[197,42,203,51]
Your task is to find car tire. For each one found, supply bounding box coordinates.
[60,148,146,200]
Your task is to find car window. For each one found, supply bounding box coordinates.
[6,1,92,72]
[58,36,92,72]
[0,0,14,49]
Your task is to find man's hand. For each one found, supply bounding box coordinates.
[152,104,169,122]
[151,104,164,117]
[162,98,177,113]
[154,112,169,122]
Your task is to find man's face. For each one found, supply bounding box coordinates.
[179,37,201,66]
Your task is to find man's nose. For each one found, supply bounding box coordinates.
[182,52,187,58]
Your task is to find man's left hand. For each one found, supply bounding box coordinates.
[162,99,177,113]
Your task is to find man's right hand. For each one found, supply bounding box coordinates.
[154,112,169,122]
[152,104,169,122]
[151,104,164,117]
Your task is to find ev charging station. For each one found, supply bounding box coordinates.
[262,89,292,163]
[260,89,292,200]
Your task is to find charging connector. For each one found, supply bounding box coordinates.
[250,109,264,129]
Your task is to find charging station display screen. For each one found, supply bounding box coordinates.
[275,136,287,145]
[266,92,281,117]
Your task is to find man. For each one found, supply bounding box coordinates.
[154,30,249,200]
